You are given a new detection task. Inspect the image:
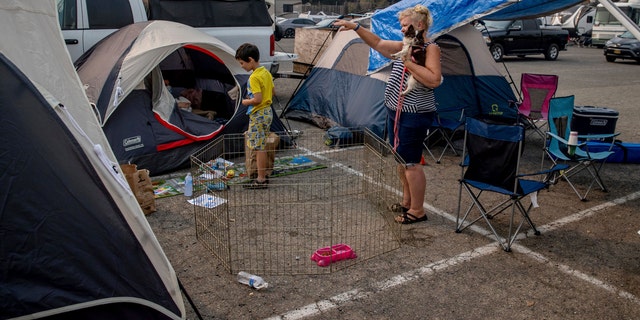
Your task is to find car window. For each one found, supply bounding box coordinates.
[511,20,523,29]
[86,0,134,29]
[57,0,77,30]
[148,0,272,27]
[522,19,537,30]
[484,20,512,30]
[620,31,635,39]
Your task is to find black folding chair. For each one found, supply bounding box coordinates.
[456,117,567,251]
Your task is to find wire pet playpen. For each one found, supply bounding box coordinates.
[190,128,403,275]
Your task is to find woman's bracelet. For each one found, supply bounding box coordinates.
[353,22,360,31]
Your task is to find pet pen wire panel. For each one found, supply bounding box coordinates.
[190,129,403,275]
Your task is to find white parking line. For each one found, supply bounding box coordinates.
[529,190,640,235]
[264,244,499,320]
[273,146,640,319]
[514,244,640,305]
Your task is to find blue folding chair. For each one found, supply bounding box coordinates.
[456,117,568,252]
[544,95,620,201]
[423,106,465,164]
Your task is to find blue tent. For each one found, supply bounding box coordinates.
[285,0,585,137]
[369,0,586,72]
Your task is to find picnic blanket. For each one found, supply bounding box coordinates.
[153,155,326,198]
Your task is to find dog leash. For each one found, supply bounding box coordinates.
[393,66,408,151]
[393,65,427,166]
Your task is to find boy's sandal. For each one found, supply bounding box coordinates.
[395,212,428,224]
[243,179,268,189]
[388,203,409,213]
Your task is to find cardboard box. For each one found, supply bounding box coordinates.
[244,132,279,178]
[293,61,314,75]
[121,164,157,215]
[293,28,336,74]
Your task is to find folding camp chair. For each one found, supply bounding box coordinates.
[456,117,567,252]
[423,106,465,164]
[516,73,559,139]
[544,95,620,201]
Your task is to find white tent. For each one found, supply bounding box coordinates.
[0,1,184,318]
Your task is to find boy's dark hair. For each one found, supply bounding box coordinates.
[235,43,260,62]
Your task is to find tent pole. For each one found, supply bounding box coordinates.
[279,26,337,120]
[477,21,521,99]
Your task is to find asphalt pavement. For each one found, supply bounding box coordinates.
[148,40,640,320]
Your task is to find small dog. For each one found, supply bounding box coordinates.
[391,25,426,95]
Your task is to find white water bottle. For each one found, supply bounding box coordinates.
[237,271,268,289]
[184,173,193,197]
[567,131,578,155]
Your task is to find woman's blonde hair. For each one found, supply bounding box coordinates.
[398,4,432,32]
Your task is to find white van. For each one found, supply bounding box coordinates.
[57,0,293,74]
[57,0,147,62]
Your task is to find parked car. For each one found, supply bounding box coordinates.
[305,18,342,30]
[277,18,316,38]
[604,31,640,63]
[479,18,569,61]
[58,0,294,75]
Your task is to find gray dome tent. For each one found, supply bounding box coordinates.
[75,20,288,175]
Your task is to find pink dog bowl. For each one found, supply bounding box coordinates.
[311,243,357,267]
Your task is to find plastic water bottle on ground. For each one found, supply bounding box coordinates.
[237,271,268,289]
[184,173,193,197]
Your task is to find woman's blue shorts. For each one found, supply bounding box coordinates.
[387,108,434,165]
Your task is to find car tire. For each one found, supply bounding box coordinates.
[545,43,559,60]
[605,56,616,62]
[490,44,504,62]
[274,25,283,41]
[284,28,295,38]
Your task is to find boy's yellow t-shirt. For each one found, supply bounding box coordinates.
[246,66,273,113]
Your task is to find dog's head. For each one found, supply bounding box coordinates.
[413,29,425,46]
[403,25,416,38]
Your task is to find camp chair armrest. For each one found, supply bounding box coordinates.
[546,131,568,144]
[517,164,569,178]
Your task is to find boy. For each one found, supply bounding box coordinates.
[235,43,274,189]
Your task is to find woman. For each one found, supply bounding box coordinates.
[334,5,442,224]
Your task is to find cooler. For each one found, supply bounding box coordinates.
[571,106,618,136]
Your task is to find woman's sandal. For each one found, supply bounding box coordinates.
[395,212,428,224]
[388,203,409,213]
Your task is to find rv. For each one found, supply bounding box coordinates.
[563,5,595,38]
[592,0,640,47]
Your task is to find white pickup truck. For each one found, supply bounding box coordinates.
[56,0,293,74]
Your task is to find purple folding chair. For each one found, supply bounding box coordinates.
[517,73,559,139]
